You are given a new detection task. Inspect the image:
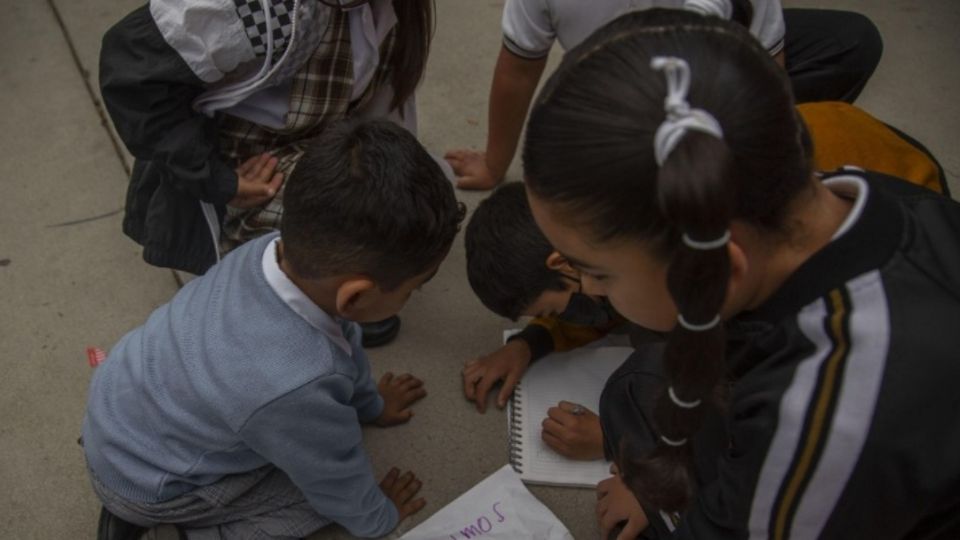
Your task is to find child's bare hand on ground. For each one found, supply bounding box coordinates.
[541,400,605,460]
[597,465,649,539]
[380,468,426,522]
[462,339,532,413]
[375,373,427,427]
[444,149,501,191]
[230,153,284,208]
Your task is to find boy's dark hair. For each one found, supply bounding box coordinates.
[524,10,812,512]
[465,182,567,320]
[281,120,465,290]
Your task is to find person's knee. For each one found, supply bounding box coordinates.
[832,10,883,72]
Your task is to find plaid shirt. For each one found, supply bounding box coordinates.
[219,6,397,251]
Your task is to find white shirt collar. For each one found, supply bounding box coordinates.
[261,237,352,355]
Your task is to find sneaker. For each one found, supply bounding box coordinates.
[360,316,401,348]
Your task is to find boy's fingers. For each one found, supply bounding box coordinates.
[474,374,501,413]
[463,375,478,401]
[248,153,269,177]
[401,497,426,519]
[558,400,578,412]
[406,387,427,402]
[597,477,612,497]
[398,478,422,503]
[541,430,571,456]
[397,471,414,487]
[409,497,426,512]
[266,172,283,194]
[445,155,463,169]
[380,372,395,384]
[463,369,484,390]
[542,417,567,437]
[380,467,399,488]
[618,518,644,540]
[256,157,279,182]
[396,408,414,423]
[596,497,608,521]
[547,406,573,425]
[403,380,424,394]
[236,157,255,176]
[496,372,521,408]
[444,149,467,160]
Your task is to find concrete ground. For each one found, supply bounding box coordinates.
[1,1,957,539]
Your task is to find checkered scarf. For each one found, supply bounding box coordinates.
[218,2,398,251]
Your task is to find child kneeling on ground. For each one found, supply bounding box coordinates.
[82,120,465,539]
[463,181,637,462]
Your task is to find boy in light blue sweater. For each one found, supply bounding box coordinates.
[82,120,466,539]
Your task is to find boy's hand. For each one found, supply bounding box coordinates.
[541,401,605,460]
[380,467,426,522]
[375,373,426,427]
[444,149,501,191]
[597,466,649,540]
[462,339,532,413]
[230,153,284,208]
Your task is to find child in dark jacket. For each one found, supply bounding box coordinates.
[82,120,465,539]
[523,10,960,539]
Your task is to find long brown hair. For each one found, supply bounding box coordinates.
[389,0,434,111]
[523,9,811,512]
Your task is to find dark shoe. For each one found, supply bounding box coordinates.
[360,316,401,348]
[97,507,147,540]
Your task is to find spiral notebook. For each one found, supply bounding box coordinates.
[507,345,633,487]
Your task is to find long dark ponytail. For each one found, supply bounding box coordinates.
[389,0,434,111]
[523,9,811,512]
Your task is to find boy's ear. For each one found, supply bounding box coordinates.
[724,239,750,312]
[545,251,577,275]
[335,277,378,318]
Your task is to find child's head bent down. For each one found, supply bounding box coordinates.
[522,9,839,511]
[465,182,584,321]
[280,119,465,323]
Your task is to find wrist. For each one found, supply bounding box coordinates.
[482,153,508,184]
[510,325,554,362]
[505,338,532,366]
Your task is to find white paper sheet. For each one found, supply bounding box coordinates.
[399,465,574,540]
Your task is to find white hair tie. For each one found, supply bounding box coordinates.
[650,57,724,166]
[660,434,689,447]
[677,313,721,332]
[682,0,733,19]
[668,386,702,409]
[682,230,731,251]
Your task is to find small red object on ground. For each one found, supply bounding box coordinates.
[87,347,106,368]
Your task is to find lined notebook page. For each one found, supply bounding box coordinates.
[508,346,633,487]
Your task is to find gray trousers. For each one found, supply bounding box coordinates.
[90,466,329,540]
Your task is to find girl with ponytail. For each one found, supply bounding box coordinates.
[524,9,960,540]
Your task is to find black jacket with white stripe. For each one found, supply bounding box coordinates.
[643,171,960,540]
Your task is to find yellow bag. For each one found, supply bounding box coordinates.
[800,101,947,194]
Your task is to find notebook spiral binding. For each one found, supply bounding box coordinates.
[508,382,524,474]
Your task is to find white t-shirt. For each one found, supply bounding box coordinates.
[502,0,785,59]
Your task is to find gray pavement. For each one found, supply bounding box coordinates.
[1,1,957,539]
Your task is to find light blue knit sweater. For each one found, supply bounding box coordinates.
[82,233,396,537]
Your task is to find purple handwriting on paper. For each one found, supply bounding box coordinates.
[448,501,506,539]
